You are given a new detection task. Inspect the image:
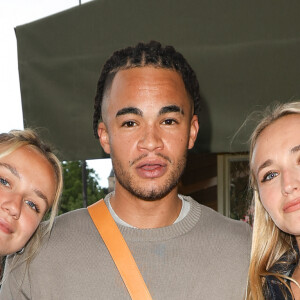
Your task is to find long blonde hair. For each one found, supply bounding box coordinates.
[0,129,63,262]
[246,101,300,299]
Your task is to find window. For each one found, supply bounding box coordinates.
[217,154,253,225]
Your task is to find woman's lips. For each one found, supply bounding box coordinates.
[136,160,167,179]
[283,198,300,213]
[0,218,13,234]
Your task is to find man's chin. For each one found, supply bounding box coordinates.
[114,168,181,201]
[127,184,177,201]
[134,193,166,202]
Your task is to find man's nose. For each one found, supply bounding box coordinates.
[281,169,300,196]
[137,125,163,152]
[1,193,22,220]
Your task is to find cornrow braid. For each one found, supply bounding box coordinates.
[93,40,201,138]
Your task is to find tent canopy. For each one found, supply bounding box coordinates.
[15,0,300,161]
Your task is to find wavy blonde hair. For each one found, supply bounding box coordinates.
[246,101,300,300]
[0,129,63,267]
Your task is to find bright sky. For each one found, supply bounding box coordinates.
[0,0,112,188]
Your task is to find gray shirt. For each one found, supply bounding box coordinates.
[1,194,251,300]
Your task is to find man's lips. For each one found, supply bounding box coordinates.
[0,217,13,234]
[283,198,300,213]
[135,160,167,179]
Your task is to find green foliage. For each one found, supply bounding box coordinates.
[59,161,108,214]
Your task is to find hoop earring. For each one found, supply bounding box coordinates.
[16,247,25,255]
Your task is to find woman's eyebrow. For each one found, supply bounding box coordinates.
[0,162,49,208]
[34,189,49,209]
[0,162,20,179]
[291,144,300,153]
[256,144,300,177]
[257,159,272,177]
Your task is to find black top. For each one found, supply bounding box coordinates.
[265,273,295,299]
[265,246,298,300]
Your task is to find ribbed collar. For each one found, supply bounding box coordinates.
[103,192,201,242]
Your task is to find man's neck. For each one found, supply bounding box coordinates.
[110,184,182,229]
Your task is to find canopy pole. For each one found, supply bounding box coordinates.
[82,160,88,208]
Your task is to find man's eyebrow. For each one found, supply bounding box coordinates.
[0,162,20,179]
[158,105,184,116]
[291,144,300,153]
[116,107,143,117]
[34,189,49,209]
[256,159,273,177]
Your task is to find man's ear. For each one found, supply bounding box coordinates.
[188,115,199,149]
[97,122,111,154]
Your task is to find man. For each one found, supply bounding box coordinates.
[1,41,251,299]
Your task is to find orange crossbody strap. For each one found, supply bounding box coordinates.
[88,199,153,300]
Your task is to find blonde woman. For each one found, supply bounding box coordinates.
[0,129,62,262]
[247,101,300,299]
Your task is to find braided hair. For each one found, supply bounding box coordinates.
[93,40,201,138]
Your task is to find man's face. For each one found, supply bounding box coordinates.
[98,67,199,200]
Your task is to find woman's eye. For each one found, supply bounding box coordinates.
[122,121,137,128]
[162,119,178,125]
[262,171,279,182]
[0,177,10,187]
[25,200,40,213]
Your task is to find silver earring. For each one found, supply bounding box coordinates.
[16,247,25,255]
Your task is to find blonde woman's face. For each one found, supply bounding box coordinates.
[0,145,56,255]
[252,114,300,235]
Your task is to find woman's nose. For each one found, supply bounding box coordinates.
[1,193,22,219]
[281,169,300,196]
